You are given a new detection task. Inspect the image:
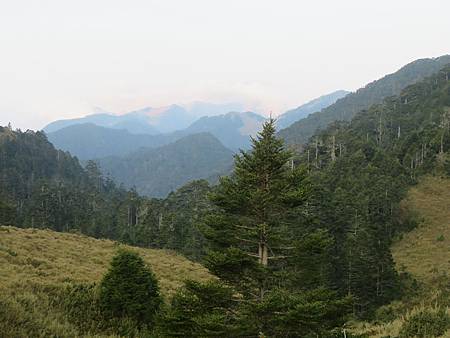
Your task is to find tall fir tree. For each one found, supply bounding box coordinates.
[203,118,308,300]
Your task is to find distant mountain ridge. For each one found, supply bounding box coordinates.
[46,111,267,159]
[276,90,349,129]
[278,55,450,146]
[43,102,248,135]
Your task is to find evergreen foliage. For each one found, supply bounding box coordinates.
[200,119,351,336]
[99,249,162,326]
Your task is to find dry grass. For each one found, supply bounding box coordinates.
[392,176,450,289]
[351,175,450,337]
[0,226,214,337]
[0,226,213,297]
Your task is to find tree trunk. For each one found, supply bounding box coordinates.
[259,242,268,266]
[331,135,336,162]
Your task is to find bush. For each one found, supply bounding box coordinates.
[99,249,162,327]
[399,306,450,337]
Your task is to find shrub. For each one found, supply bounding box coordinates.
[99,249,162,327]
[399,306,450,337]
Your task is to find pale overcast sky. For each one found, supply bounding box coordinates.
[0,0,449,130]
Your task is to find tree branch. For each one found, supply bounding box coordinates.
[232,224,257,231]
[268,255,294,260]
[235,236,259,244]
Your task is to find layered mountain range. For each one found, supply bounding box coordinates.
[41,55,450,197]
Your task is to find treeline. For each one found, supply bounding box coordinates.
[0,126,208,260]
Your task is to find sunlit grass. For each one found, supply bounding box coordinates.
[0,226,213,337]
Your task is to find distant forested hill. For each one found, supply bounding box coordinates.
[96,133,234,197]
[278,55,450,146]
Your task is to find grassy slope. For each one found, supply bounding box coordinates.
[353,176,450,337]
[392,176,450,287]
[0,226,213,337]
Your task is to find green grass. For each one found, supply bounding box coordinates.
[0,226,213,337]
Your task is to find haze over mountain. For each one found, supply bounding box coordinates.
[43,102,247,135]
[278,55,450,146]
[276,90,349,130]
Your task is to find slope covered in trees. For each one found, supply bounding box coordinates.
[96,132,234,197]
[279,55,450,147]
[0,126,212,259]
[291,64,450,317]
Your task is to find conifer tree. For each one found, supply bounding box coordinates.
[203,118,308,300]
[99,249,162,326]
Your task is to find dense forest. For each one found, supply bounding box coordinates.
[0,127,208,260]
[1,63,450,336]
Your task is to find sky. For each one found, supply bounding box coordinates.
[0,0,449,130]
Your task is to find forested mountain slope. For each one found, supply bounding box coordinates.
[0,127,213,259]
[279,55,450,146]
[96,132,233,198]
[289,65,450,317]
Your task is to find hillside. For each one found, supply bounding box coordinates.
[276,90,349,130]
[351,176,450,337]
[279,55,450,147]
[393,176,450,287]
[96,132,234,197]
[0,226,213,337]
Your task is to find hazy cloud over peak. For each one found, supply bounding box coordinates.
[0,0,449,129]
